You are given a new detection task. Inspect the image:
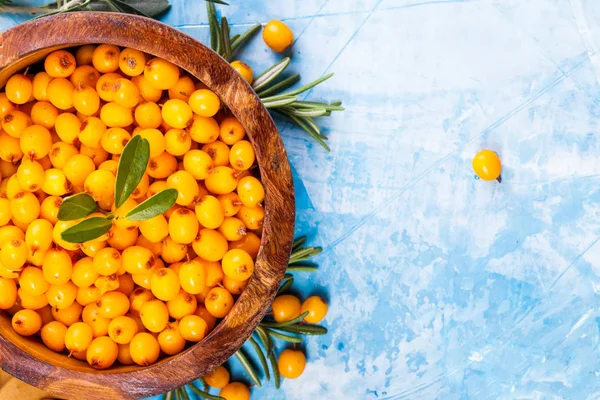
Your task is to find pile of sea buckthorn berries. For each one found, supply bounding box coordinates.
[0,44,266,370]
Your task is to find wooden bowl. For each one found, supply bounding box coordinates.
[0,12,295,400]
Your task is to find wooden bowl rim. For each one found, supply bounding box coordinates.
[0,12,295,400]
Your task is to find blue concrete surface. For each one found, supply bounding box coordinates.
[5,0,600,398]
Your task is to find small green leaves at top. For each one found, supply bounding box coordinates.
[57,193,98,221]
[126,189,178,221]
[61,217,113,243]
[114,135,150,209]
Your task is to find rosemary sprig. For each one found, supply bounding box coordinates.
[0,0,172,18]
[187,383,225,400]
[206,2,260,62]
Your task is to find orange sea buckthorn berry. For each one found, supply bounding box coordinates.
[129,332,160,366]
[80,144,109,167]
[42,168,71,196]
[237,176,264,207]
[187,115,219,144]
[229,140,255,171]
[2,110,31,139]
[87,336,118,369]
[19,266,49,297]
[178,259,206,295]
[1,239,27,271]
[18,287,48,310]
[164,128,191,156]
[46,281,78,310]
[194,304,217,331]
[237,205,265,231]
[162,99,193,129]
[96,72,121,102]
[188,89,220,117]
[132,75,163,103]
[271,294,301,323]
[179,314,207,342]
[192,228,228,262]
[219,117,245,145]
[96,291,130,319]
[20,125,53,160]
[166,170,199,206]
[202,140,230,167]
[101,127,131,155]
[76,285,102,306]
[195,196,224,230]
[92,247,122,276]
[119,48,146,77]
[0,277,17,310]
[202,259,223,287]
[135,234,164,257]
[45,50,76,78]
[117,343,135,365]
[140,300,169,332]
[278,349,306,379]
[218,217,247,241]
[12,309,42,336]
[150,267,180,301]
[92,44,120,73]
[25,218,53,256]
[100,102,134,128]
[472,149,502,182]
[63,154,96,188]
[108,316,139,344]
[205,287,234,318]
[47,78,74,110]
[301,296,328,324]
[130,172,149,200]
[75,45,96,65]
[52,220,79,251]
[10,191,40,224]
[221,249,254,281]
[0,197,10,226]
[219,382,250,400]
[32,72,52,101]
[167,289,197,319]
[116,273,135,297]
[5,74,33,105]
[263,20,294,52]
[129,287,155,316]
[113,78,141,108]
[122,245,156,275]
[160,236,187,263]
[183,149,213,180]
[135,102,162,129]
[0,159,18,178]
[230,61,253,84]
[70,65,101,88]
[137,128,165,158]
[40,196,61,224]
[99,159,119,175]
[41,320,68,352]
[84,169,115,208]
[144,58,180,90]
[205,166,239,195]
[218,192,243,217]
[147,151,177,179]
[81,304,110,337]
[79,116,107,148]
[17,159,44,192]
[223,276,249,295]
[168,76,196,101]
[168,208,199,244]
[158,321,186,355]
[30,101,58,129]
[49,142,78,169]
[51,301,82,326]
[71,257,98,288]
[73,85,100,116]
[139,214,169,243]
[205,366,231,389]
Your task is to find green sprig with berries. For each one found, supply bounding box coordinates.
[57,136,177,243]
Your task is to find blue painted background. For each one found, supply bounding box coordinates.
[5,0,600,398]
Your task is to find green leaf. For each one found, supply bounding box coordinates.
[57,193,97,221]
[257,74,301,98]
[286,265,319,273]
[61,217,113,244]
[230,24,261,55]
[262,96,298,109]
[255,326,273,355]
[235,348,261,387]
[272,324,328,335]
[87,0,171,17]
[126,189,178,221]
[221,17,232,61]
[114,135,150,209]
[253,58,291,92]
[261,312,309,328]
[265,328,303,343]
[267,351,281,389]
[249,336,270,381]
[187,383,225,400]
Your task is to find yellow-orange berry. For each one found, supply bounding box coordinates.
[100,102,134,128]
[101,127,131,155]
[41,168,71,196]
[92,247,122,276]
[17,159,44,192]
[168,208,199,244]
[73,85,101,116]
[205,166,239,195]
[47,78,74,110]
[192,228,228,262]
[139,214,169,243]
[32,72,52,101]
[134,102,162,129]
[218,192,243,217]
[92,44,121,73]
[2,110,31,139]
[230,61,253,84]
[160,236,187,264]
[204,366,231,389]
[139,300,169,333]
[19,266,49,297]
[86,336,118,369]
[167,289,197,320]
[178,259,206,295]
[11,191,40,224]
[0,277,17,309]
[221,249,254,281]
[168,76,196,101]
[144,58,180,90]
[137,128,165,158]
[80,144,109,167]
[263,20,294,52]
[45,50,76,78]
[271,294,301,323]
[188,115,219,144]
[195,195,225,229]
[108,316,139,344]
[218,217,247,241]
[147,151,177,179]
[236,205,264,231]
[229,140,255,171]
[40,195,61,224]
[82,304,110,337]
[219,382,250,400]
[46,281,78,310]
[278,349,306,379]
[179,314,207,342]
[205,287,234,318]
[183,149,213,180]
[49,142,78,169]
[96,291,130,319]
[132,75,163,103]
[219,117,245,145]
[63,154,96,187]
[301,296,328,324]
[237,176,264,207]
[30,101,58,129]
[119,48,146,77]
[79,116,107,148]
[5,74,33,105]
[70,65,101,88]
[12,309,42,336]
[222,276,249,295]
[166,170,199,206]
[129,332,160,366]
[41,320,68,352]
[20,125,53,160]
[113,78,141,108]
[189,89,220,117]
[162,99,193,129]
[150,267,181,301]
[158,321,186,355]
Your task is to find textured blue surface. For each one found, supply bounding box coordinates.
[5,0,600,398]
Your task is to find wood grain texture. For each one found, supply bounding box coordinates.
[0,12,295,400]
